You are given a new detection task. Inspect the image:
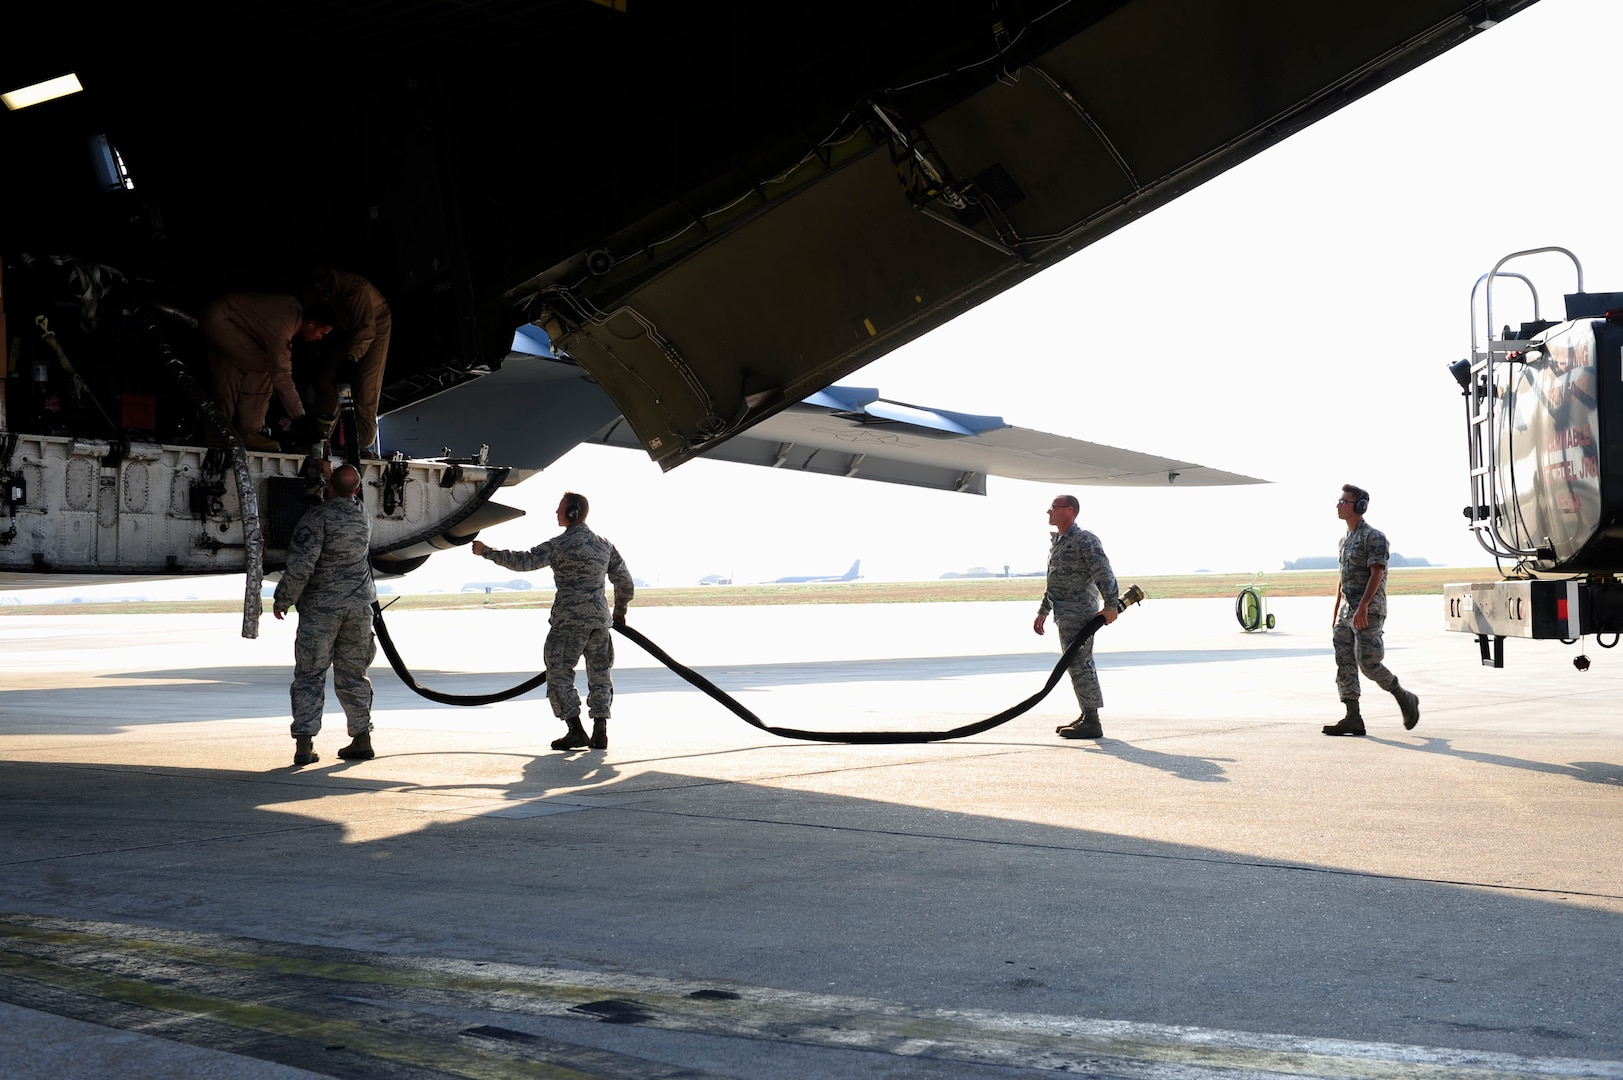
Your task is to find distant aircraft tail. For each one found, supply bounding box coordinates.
[842,559,861,580]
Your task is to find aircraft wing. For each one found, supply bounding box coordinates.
[389,351,1261,492]
[590,385,1262,492]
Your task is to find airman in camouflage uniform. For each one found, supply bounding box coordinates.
[273,463,378,765]
[471,491,633,751]
[1034,493,1120,741]
[1323,484,1420,736]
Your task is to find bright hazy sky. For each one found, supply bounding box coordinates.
[11,0,1621,603]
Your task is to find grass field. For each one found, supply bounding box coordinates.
[0,567,1501,617]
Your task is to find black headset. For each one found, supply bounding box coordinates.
[564,495,584,522]
[1353,491,1369,514]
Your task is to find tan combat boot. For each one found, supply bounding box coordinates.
[1322,700,1366,736]
[551,717,590,751]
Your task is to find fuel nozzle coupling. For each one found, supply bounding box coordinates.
[298,441,331,499]
[1116,584,1146,612]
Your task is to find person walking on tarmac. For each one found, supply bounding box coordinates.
[1323,484,1421,736]
[200,292,331,451]
[471,492,634,751]
[1035,494,1120,741]
[307,264,391,455]
[273,463,378,765]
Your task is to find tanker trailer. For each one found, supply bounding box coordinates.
[1446,247,1623,666]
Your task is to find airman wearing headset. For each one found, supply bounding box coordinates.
[472,491,635,751]
[1324,483,1420,736]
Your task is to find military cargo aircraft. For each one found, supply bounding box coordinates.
[0,1,1539,634]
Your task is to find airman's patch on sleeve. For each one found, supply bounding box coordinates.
[293,526,315,545]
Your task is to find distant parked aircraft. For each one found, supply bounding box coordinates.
[939,566,1043,579]
[773,560,862,584]
[1282,555,1432,571]
[461,579,535,593]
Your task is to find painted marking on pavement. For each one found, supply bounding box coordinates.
[1,914,1618,1080]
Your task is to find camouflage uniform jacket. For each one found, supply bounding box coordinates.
[1038,523,1119,620]
[273,495,377,614]
[482,524,633,625]
[1338,520,1389,605]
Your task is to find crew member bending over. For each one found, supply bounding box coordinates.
[307,265,390,454]
[201,292,329,451]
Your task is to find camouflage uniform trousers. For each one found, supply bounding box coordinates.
[544,620,614,721]
[289,603,377,737]
[1055,609,1104,711]
[1333,598,1399,701]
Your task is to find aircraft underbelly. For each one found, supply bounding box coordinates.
[0,434,519,582]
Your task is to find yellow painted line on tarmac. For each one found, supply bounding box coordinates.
[2,914,1619,1079]
[0,948,597,1080]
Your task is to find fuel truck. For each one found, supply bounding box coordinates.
[1445,246,1623,667]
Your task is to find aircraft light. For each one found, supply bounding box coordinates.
[3,73,84,111]
[1448,357,1473,391]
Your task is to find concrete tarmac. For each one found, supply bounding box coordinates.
[1,595,1621,1078]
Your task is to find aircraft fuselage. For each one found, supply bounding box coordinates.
[0,432,519,585]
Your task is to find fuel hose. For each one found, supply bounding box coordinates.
[371,600,546,706]
[373,585,1144,742]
